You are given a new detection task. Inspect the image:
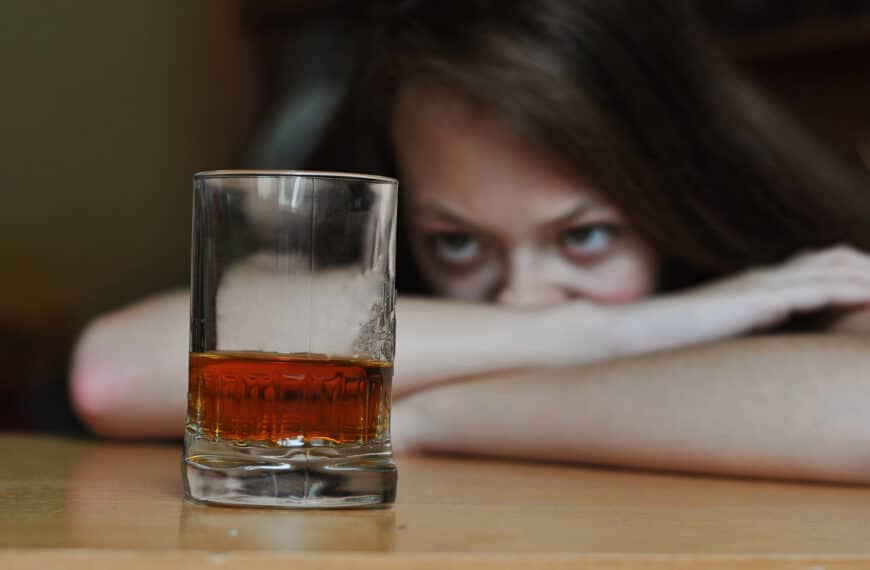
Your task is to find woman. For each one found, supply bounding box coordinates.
[72,0,870,483]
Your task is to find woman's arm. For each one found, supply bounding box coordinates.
[393,297,609,398]
[71,246,870,438]
[70,291,604,437]
[394,334,870,484]
[70,290,190,438]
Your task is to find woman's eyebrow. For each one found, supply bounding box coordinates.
[412,202,477,226]
[413,200,609,230]
[542,204,595,229]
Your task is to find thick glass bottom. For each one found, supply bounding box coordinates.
[182,432,397,508]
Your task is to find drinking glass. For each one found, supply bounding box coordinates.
[183,170,398,508]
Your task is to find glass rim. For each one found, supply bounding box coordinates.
[194,170,398,185]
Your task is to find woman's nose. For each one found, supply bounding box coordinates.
[494,248,571,308]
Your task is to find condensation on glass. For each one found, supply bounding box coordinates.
[183,170,398,508]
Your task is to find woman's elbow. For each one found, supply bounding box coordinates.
[70,315,129,438]
[69,292,189,439]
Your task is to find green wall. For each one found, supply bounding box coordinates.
[0,0,257,325]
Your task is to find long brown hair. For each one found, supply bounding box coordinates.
[309,0,870,292]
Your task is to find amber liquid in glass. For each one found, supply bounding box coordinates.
[187,352,391,445]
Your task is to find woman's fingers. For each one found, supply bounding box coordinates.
[610,245,870,356]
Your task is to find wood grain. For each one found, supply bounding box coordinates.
[2,434,870,568]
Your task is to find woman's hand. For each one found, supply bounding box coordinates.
[612,245,870,355]
[533,246,870,365]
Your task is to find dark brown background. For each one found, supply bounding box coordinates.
[1,0,868,434]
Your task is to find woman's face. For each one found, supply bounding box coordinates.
[392,88,658,307]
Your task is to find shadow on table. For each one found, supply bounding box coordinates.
[65,440,396,551]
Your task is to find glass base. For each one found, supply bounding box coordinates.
[183,432,397,508]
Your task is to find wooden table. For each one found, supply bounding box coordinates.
[2,435,870,569]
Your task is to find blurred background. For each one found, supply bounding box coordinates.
[1,0,869,434]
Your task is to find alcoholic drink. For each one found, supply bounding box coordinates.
[187,352,391,446]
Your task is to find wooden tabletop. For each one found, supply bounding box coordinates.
[2,434,870,569]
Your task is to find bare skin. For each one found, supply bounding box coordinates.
[70,89,870,483]
[393,87,658,306]
[394,335,870,484]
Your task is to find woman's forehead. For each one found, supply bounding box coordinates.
[392,86,610,218]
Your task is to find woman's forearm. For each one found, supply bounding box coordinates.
[394,334,870,484]
[70,292,607,437]
[394,297,608,398]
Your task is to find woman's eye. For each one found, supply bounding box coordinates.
[560,225,617,259]
[431,233,482,264]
